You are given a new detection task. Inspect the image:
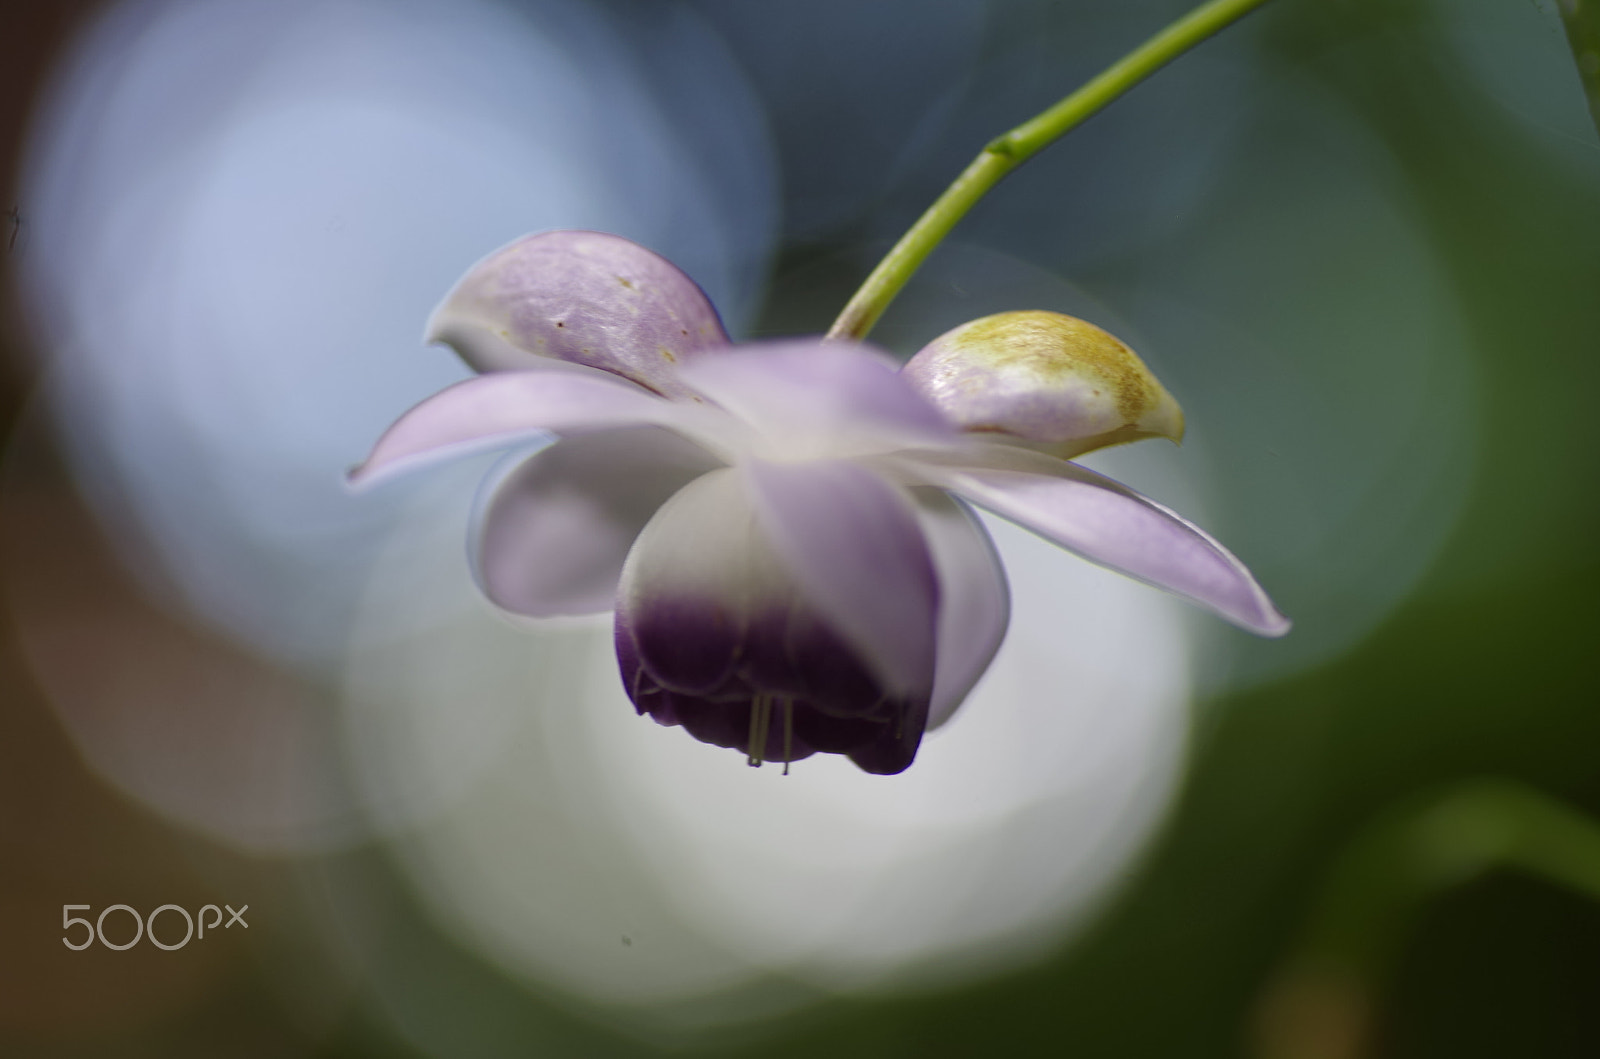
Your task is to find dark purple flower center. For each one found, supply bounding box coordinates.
[615,600,930,775]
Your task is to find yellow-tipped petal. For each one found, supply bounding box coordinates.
[901,310,1184,459]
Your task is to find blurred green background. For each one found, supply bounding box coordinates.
[3,0,1598,1056]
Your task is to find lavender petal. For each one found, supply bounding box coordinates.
[912,489,1010,729]
[742,458,939,697]
[472,427,722,617]
[427,230,728,398]
[679,340,955,459]
[901,445,1291,637]
[349,371,702,488]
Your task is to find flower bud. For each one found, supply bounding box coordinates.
[901,310,1184,459]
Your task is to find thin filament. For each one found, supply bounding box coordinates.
[747,695,771,768]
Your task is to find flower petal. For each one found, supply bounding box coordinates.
[741,459,940,696]
[349,371,711,488]
[472,427,723,617]
[616,468,787,696]
[618,465,902,709]
[678,340,956,460]
[900,446,1290,637]
[426,230,728,398]
[902,311,1184,460]
[912,489,1010,729]
[617,466,935,774]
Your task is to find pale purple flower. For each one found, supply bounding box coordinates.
[352,231,1288,775]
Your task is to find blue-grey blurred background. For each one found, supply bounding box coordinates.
[1,0,1597,1056]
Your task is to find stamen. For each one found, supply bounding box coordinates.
[747,695,771,768]
[782,699,794,776]
[746,696,759,767]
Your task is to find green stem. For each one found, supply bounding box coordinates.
[1558,0,1600,138]
[827,0,1281,342]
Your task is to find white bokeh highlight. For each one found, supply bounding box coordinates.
[341,449,1191,1019]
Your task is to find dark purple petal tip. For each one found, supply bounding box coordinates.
[612,466,938,774]
[614,602,929,775]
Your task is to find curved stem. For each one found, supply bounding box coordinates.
[1254,780,1600,1059]
[827,0,1280,342]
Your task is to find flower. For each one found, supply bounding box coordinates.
[352,231,1288,775]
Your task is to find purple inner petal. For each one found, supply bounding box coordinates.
[742,458,939,697]
[620,663,923,776]
[622,594,743,696]
[614,466,936,774]
[838,696,929,776]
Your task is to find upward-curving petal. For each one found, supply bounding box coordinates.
[898,445,1290,637]
[741,458,940,697]
[349,371,722,488]
[426,230,728,398]
[472,427,723,617]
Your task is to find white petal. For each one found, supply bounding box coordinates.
[349,370,722,488]
[899,445,1290,637]
[741,459,939,696]
[472,427,723,617]
[912,490,1010,729]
